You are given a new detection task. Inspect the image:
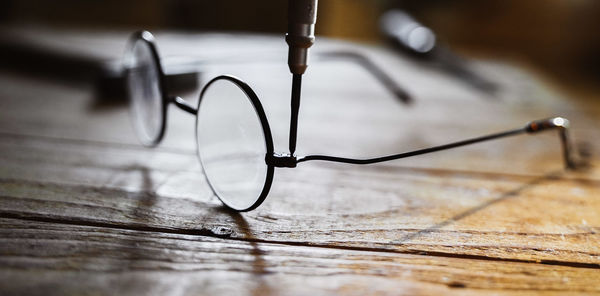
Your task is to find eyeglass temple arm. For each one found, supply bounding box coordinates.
[293,117,576,169]
[163,50,411,103]
[314,51,412,104]
[170,96,197,115]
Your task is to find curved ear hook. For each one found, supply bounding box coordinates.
[525,117,576,169]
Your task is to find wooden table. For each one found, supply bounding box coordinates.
[1,29,599,295]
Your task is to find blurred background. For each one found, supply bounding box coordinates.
[1,0,599,101]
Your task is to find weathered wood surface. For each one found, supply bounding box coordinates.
[0,28,599,295]
[1,218,599,295]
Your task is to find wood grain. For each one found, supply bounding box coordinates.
[0,28,599,295]
[1,218,599,296]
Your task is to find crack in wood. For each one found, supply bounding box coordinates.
[2,211,598,270]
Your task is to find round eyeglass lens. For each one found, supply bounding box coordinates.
[196,79,270,211]
[125,35,164,146]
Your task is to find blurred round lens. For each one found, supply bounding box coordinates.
[196,78,272,211]
[125,33,165,146]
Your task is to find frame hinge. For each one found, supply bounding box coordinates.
[266,153,297,168]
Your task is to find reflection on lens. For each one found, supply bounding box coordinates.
[196,78,269,210]
[125,35,164,146]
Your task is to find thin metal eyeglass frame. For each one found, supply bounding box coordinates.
[126,30,578,212]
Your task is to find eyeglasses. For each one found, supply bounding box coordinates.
[124,30,577,212]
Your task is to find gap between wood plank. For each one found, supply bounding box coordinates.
[1,211,598,270]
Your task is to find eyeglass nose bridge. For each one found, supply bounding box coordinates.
[170,96,198,115]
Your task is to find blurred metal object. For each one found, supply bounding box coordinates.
[380,10,436,54]
[380,9,499,96]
